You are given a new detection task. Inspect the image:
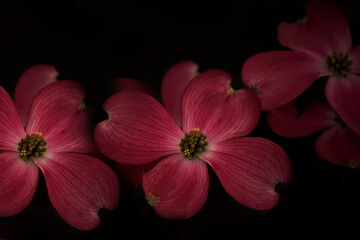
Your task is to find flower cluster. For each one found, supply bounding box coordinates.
[0,0,358,234]
[241,0,359,168]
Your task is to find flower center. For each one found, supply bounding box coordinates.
[18,132,47,161]
[179,128,208,160]
[326,51,353,77]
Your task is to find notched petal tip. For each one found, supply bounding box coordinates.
[274,181,288,195]
[145,193,158,207]
[96,206,113,221]
[226,81,241,95]
[348,159,360,169]
[79,98,87,110]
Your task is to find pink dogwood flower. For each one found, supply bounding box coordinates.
[95,63,292,219]
[267,100,360,168]
[242,0,360,135]
[111,61,200,188]
[0,65,119,230]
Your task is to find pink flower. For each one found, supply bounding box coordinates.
[0,65,119,230]
[241,0,360,135]
[111,61,200,188]
[268,100,360,168]
[95,62,292,219]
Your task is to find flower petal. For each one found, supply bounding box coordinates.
[114,163,155,189]
[94,91,184,165]
[26,80,94,153]
[315,126,360,168]
[203,137,291,210]
[182,69,261,143]
[14,65,58,127]
[0,86,25,151]
[325,74,360,136]
[349,45,360,74]
[242,51,324,110]
[162,61,199,127]
[0,151,39,216]
[267,101,334,137]
[142,153,209,219]
[35,152,120,230]
[113,77,157,98]
[278,0,352,57]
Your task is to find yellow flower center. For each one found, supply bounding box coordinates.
[179,128,208,160]
[18,132,47,161]
[326,51,353,78]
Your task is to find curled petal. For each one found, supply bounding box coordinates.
[26,80,94,153]
[203,137,291,210]
[162,61,199,127]
[349,45,360,74]
[15,65,58,127]
[0,151,39,216]
[242,51,324,110]
[267,101,334,137]
[278,0,352,57]
[0,86,25,151]
[94,91,183,165]
[142,154,209,220]
[182,69,261,143]
[316,126,360,168]
[36,152,120,230]
[326,74,360,136]
[113,77,158,98]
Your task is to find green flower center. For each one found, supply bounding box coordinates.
[18,132,47,161]
[179,128,208,160]
[326,51,353,77]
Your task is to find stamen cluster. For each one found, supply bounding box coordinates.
[179,128,208,160]
[326,51,353,77]
[18,132,47,161]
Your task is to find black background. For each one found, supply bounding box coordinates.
[1,0,360,239]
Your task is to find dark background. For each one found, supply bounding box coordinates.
[1,0,360,239]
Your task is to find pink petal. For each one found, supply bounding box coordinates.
[316,126,360,168]
[162,61,199,127]
[113,77,158,98]
[182,69,261,143]
[0,86,26,151]
[0,151,39,216]
[349,45,360,74]
[278,0,352,58]
[114,163,153,189]
[241,51,324,110]
[130,162,157,188]
[142,153,209,219]
[94,91,184,165]
[203,137,291,210]
[36,152,120,230]
[267,101,334,137]
[325,74,360,136]
[14,65,58,127]
[26,80,95,153]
